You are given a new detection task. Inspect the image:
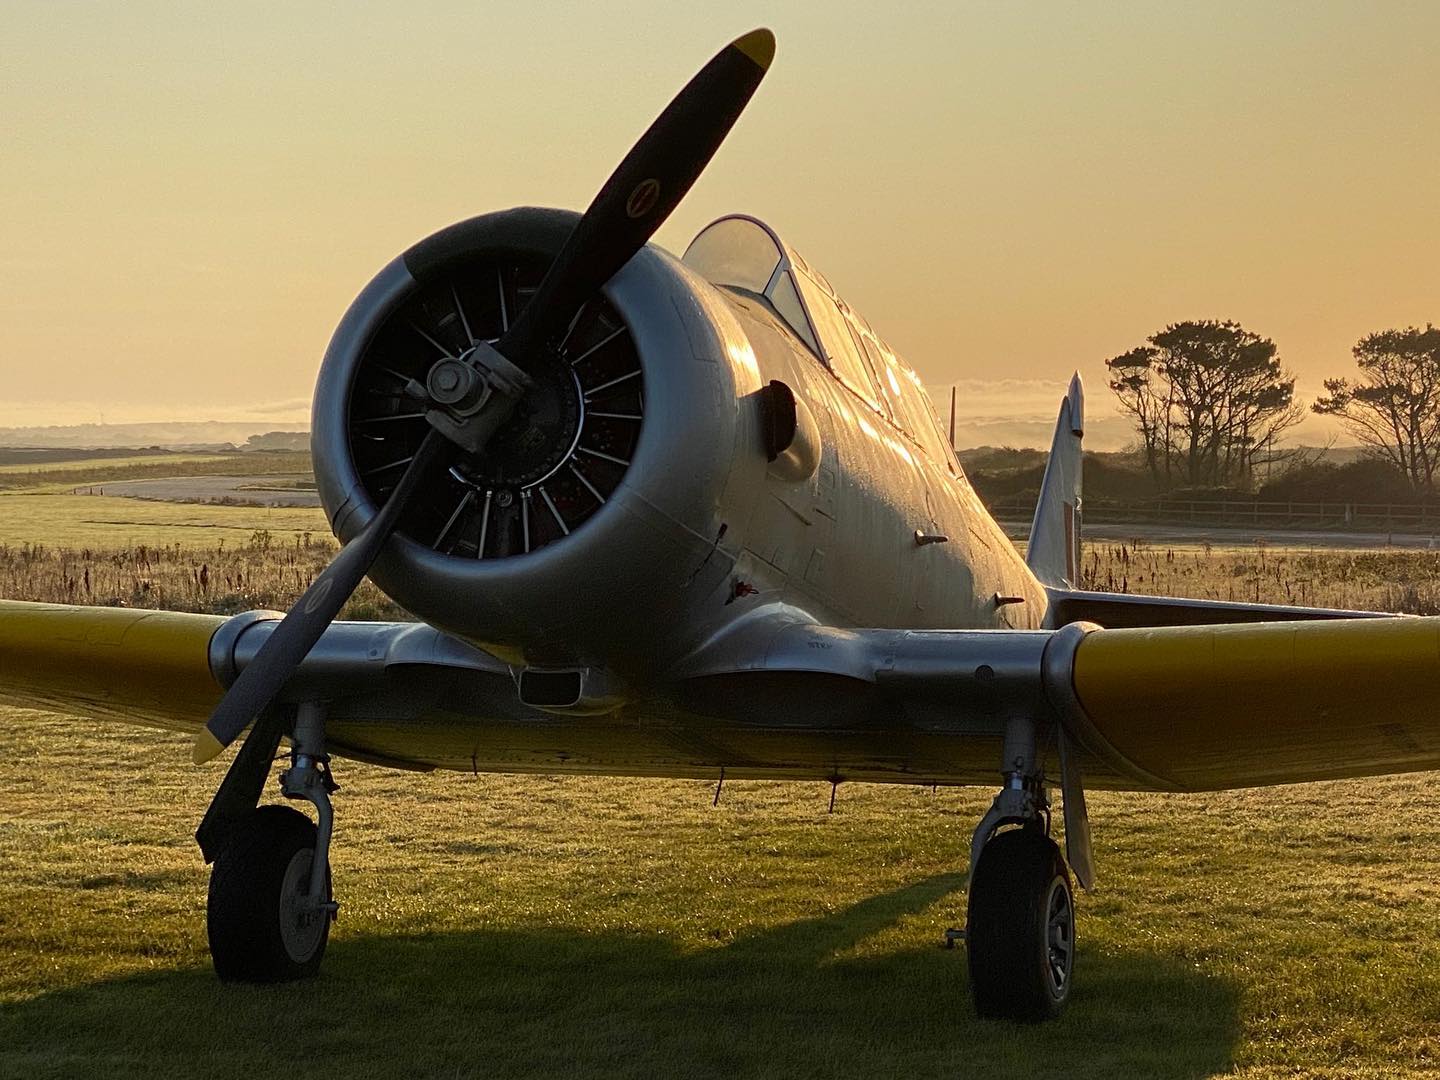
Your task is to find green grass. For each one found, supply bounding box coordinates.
[0,493,327,549]
[5,499,1440,1076]
[0,450,324,548]
[2,714,1438,1077]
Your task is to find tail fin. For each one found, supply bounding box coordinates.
[1026,374,1084,588]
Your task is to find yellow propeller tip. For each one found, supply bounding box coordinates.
[193,729,225,765]
[732,28,776,71]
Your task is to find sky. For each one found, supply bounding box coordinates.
[2,2,1437,446]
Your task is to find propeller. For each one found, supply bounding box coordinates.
[193,27,776,764]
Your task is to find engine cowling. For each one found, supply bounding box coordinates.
[311,207,765,675]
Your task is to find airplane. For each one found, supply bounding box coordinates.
[3,27,1439,1023]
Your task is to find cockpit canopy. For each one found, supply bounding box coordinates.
[683,215,959,472]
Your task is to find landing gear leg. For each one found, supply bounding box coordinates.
[965,715,1076,1021]
[207,701,338,982]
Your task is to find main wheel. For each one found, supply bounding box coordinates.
[207,805,331,982]
[966,828,1074,1021]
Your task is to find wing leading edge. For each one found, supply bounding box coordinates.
[0,600,225,731]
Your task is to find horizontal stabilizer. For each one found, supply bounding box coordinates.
[1046,587,1389,629]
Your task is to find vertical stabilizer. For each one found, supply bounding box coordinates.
[1026,374,1084,588]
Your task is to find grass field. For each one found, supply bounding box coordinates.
[3,456,1440,1077]
[0,450,311,491]
[0,493,327,549]
[0,451,324,549]
[3,719,1437,1079]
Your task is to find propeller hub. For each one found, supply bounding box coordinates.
[422,342,531,455]
[427,359,475,405]
[450,351,583,489]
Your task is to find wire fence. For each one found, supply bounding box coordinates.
[985,496,1440,532]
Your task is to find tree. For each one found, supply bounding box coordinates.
[1312,325,1440,494]
[1105,345,1171,485]
[1105,320,1302,489]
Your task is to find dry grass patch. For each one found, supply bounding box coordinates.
[1084,539,1440,613]
[0,531,404,619]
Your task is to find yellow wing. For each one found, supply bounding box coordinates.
[0,600,224,733]
[1068,617,1440,790]
[7,598,1440,794]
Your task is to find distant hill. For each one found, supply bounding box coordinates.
[0,421,308,450]
[957,444,1369,468]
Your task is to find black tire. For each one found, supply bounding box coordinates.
[207,805,331,983]
[966,828,1075,1022]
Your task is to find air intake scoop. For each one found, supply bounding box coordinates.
[518,666,624,714]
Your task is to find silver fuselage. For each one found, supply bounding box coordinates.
[306,212,1055,787]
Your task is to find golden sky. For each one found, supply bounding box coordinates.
[3,2,1436,444]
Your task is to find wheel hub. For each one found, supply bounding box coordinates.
[278,848,327,962]
[1044,875,1074,997]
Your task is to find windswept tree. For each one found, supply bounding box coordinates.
[1105,345,1172,484]
[1105,320,1302,488]
[1312,325,1440,493]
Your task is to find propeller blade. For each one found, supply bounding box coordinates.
[192,28,776,764]
[498,27,774,360]
[193,430,447,764]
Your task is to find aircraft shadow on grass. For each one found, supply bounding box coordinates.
[1,874,1238,1080]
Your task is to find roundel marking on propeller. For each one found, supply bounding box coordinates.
[625,179,661,219]
[302,577,335,615]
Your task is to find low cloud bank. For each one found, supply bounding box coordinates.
[927,378,1348,451]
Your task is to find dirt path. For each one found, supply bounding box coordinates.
[71,474,320,508]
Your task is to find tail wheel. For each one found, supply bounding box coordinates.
[207,805,331,982]
[966,828,1075,1021]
